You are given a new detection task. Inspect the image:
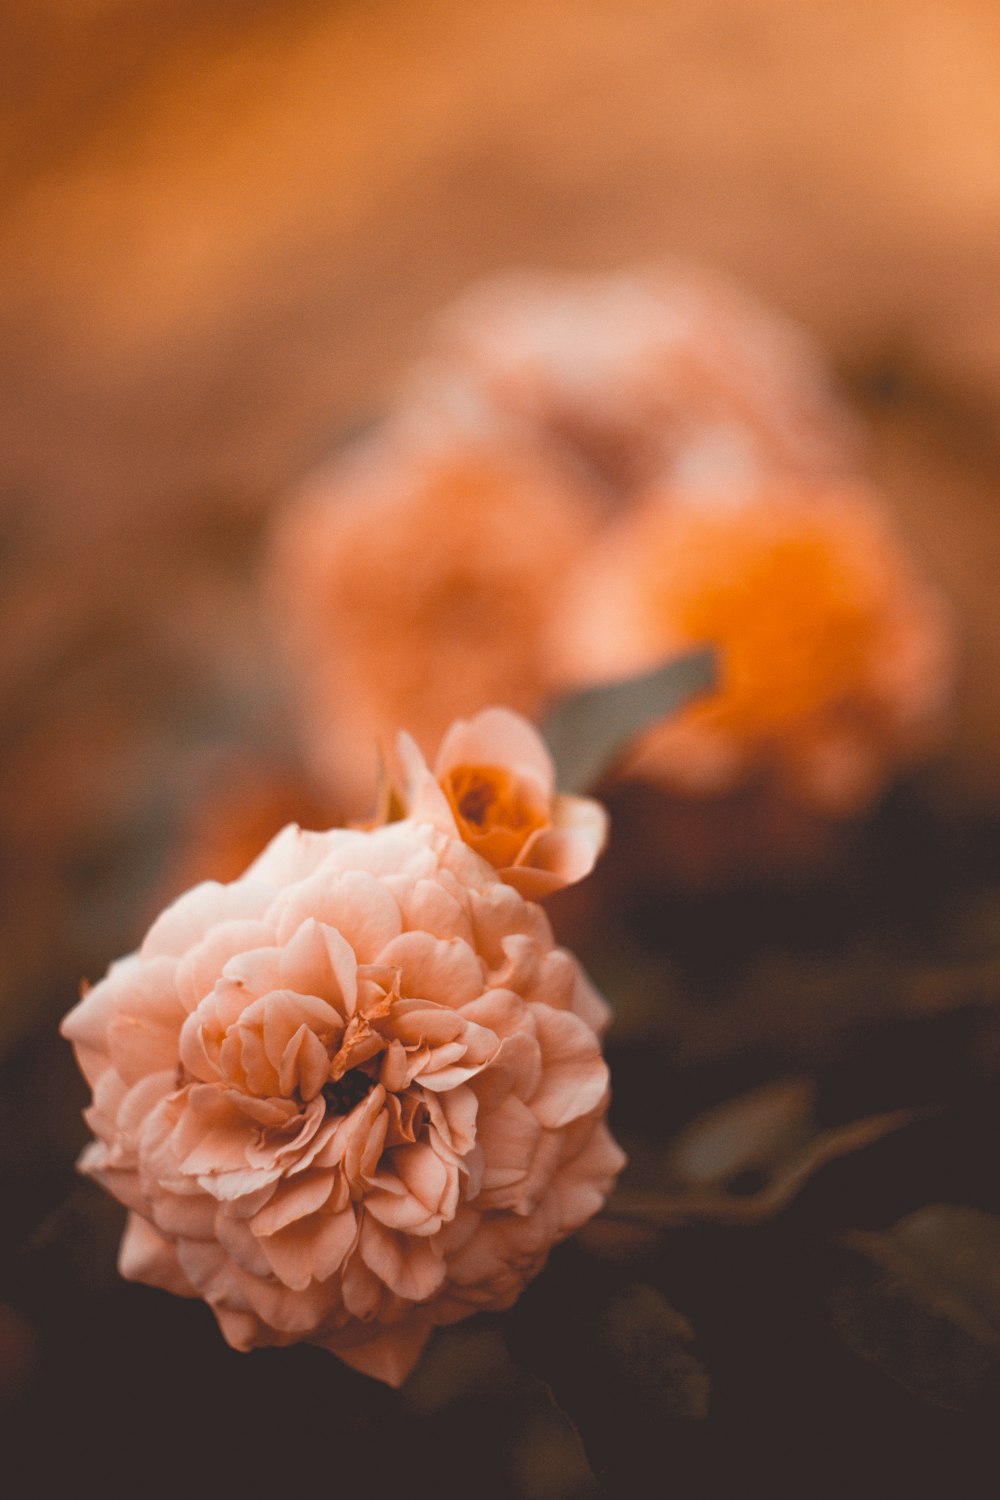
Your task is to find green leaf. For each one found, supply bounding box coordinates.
[542,647,717,793]
[665,1076,814,1191]
[829,1204,1000,1410]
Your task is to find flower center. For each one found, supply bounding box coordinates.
[445,764,546,835]
[322,1066,376,1116]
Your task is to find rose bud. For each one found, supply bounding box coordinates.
[384,707,608,900]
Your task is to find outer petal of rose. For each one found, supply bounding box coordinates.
[358,1215,447,1302]
[179,988,243,1084]
[242,822,347,887]
[434,708,555,795]
[183,1243,332,1335]
[83,1067,129,1142]
[498,864,566,900]
[529,1005,609,1129]
[467,884,553,978]
[340,1247,385,1321]
[443,1213,519,1288]
[116,1070,180,1144]
[141,880,273,960]
[213,1303,265,1352]
[83,1159,153,1217]
[395,1140,459,1222]
[257,1207,358,1290]
[62,954,171,1061]
[119,1212,199,1297]
[471,1029,542,1111]
[169,1087,256,1175]
[149,1189,218,1241]
[513,1125,567,1217]
[548,1120,628,1231]
[214,1208,274,1277]
[567,960,613,1037]
[272,871,403,966]
[477,1094,542,1205]
[278,919,360,1019]
[329,1320,433,1388]
[506,794,608,898]
[378,932,485,1008]
[459,987,527,1037]
[218,945,285,999]
[497,934,571,1002]
[395,731,458,834]
[106,1002,187,1089]
[324,822,439,883]
[363,1181,440,1234]
[249,1171,336,1237]
[422,1082,479,1158]
[395,878,475,948]
[174,920,277,1012]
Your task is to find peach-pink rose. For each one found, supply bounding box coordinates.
[387,707,608,900]
[61,817,624,1386]
[402,264,860,494]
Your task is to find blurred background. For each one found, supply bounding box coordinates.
[3,2,1000,1494]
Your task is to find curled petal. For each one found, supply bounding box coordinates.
[529,1005,609,1129]
[359,1215,446,1303]
[119,1213,199,1297]
[327,1319,433,1388]
[258,1207,358,1290]
[391,710,607,898]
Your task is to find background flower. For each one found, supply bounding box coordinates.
[270,435,597,815]
[401,263,861,495]
[61,817,624,1386]
[553,481,954,817]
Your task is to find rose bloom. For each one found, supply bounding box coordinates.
[554,482,953,816]
[387,707,608,900]
[270,435,596,816]
[402,264,860,495]
[61,816,624,1386]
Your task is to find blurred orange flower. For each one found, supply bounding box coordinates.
[554,483,953,815]
[271,436,595,815]
[388,706,608,899]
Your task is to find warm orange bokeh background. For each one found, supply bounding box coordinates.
[3,5,1000,1486]
[6,0,1000,1052]
[5,0,1000,1055]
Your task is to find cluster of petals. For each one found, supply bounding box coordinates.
[402,263,860,493]
[385,707,608,900]
[270,434,595,815]
[61,816,624,1386]
[553,482,954,815]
